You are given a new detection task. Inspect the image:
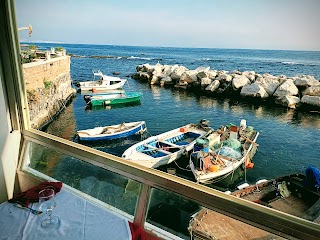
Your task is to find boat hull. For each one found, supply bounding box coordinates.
[89,92,142,106]
[78,71,127,91]
[122,123,211,168]
[77,121,146,141]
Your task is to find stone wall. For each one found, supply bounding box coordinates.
[23,56,76,129]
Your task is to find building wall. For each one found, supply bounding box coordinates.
[22,56,76,129]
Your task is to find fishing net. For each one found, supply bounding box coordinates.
[215,146,242,160]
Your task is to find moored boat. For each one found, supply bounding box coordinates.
[77,70,127,91]
[122,120,213,168]
[188,167,320,240]
[231,167,320,222]
[189,119,259,184]
[77,121,147,141]
[84,92,142,107]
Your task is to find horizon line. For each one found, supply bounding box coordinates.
[19,40,320,52]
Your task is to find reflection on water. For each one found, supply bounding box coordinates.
[84,100,141,111]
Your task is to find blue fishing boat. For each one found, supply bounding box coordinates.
[77,121,147,141]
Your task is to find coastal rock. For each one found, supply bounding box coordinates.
[273,79,299,97]
[197,71,208,80]
[275,95,300,109]
[255,77,281,95]
[139,72,151,81]
[162,64,178,76]
[301,95,320,107]
[207,70,217,79]
[240,83,269,98]
[150,75,159,85]
[205,80,220,92]
[170,66,188,80]
[242,71,256,82]
[180,72,195,84]
[303,86,320,96]
[174,81,188,89]
[232,75,250,90]
[160,76,173,86]
[217,74,233,82]
[231,70,242,75]
[185,70,198,81]
[201,77,212,88]
[293,75,320,87]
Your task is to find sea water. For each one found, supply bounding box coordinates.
[32,43,320,187]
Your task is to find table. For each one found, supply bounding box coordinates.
[0,188,131,240]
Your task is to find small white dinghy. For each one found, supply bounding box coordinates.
[122,120,212,168]
[77,121,147,141]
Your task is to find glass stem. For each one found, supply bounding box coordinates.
[47,209,53,221]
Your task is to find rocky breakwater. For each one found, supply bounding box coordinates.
[132,63,320,110]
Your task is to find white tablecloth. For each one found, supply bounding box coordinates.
[0,188,131,240]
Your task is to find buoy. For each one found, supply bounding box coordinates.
[92,88,97,92]
[208,164,219,172]
[245,158,254,169]
[246,162,254,169]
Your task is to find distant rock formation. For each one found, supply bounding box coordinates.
[132,63,320,109]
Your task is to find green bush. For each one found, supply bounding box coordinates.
[43,78,53,89]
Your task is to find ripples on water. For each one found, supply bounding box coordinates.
[38,43,320,189]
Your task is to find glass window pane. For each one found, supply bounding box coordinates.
[24,141,141,216]
[147,188,279,240]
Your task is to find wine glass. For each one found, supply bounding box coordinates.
[38,188,60,229]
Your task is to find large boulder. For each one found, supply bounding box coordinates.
[201,77,212,89]
[205,80,220,92]
[138,72,150,81]
[303,86,320,96]
[150,75,159,85]
[184,70,198,82]
[242,71,256,82]
[255,77,281,95]
[170,66,188,80]
[136,63,151,72]
[217,74,233,82]
[293,75,320,87]
[240,83,269,98]
[301,95,320,107]
[197,71,208,80]
[149,63,163,75]
[207,70,218,79]
[275,95,300,109]
[180,72,196,84]
[160,76,173,86]
[232,75,250,90]
[273,79,299,97]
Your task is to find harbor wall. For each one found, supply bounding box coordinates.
[132,63,320,110]
[22,56,76,129]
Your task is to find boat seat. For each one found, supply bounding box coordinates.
[159,141,183,149]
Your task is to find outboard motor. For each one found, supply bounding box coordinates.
[199,119,210,127]
[190,151,204,171]
[83,95,91,104]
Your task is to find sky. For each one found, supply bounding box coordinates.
[15,0,320,51]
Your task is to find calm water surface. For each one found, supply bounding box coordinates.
[37,43,320,189]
